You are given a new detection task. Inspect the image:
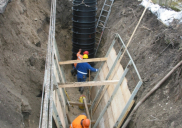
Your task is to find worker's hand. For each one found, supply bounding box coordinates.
[79,49,82,52]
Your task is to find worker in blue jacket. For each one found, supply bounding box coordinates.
[76,54,98,93]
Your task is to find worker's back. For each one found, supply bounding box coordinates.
[76,62,97,78]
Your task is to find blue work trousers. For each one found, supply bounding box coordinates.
[77,77,87,82]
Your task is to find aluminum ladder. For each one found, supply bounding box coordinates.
[94,0,114,57]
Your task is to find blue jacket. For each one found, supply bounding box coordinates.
[76,62,98,78]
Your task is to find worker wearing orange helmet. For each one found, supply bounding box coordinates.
[70,113,90,128]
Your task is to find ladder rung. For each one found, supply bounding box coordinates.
[97,26,103,29]
[103,9,109,12]
[104,4,111,7]
[98,20,105,23]
[101,15,107,18]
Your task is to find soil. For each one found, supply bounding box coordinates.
[0,0,182,128]
[0,0,50,127]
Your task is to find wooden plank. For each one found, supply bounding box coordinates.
[54,56,66,107]
[59,57,107,65]
[53,61,60,83]
[99,68,105,81]
[117,100,135,128]
[83,98,91,128]
[98,98,106,128]
[107,67,126,122]
[59,80,119,88]
[109,48,117,62]
[120,78,131,103]
[68,101,91,107]
[101,68,115,128]
[106,48,116,69]
[102,62,109,79]
[55,91,66,128]
[53,102,63,128]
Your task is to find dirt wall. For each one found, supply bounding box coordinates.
[0,0,50,127]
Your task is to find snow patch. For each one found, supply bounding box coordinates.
[141,0,182,26]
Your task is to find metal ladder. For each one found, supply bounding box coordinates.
[94,0,114,57]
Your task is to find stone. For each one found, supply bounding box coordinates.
[35,41,41,47]
[29,56,36,66]
[21,100,32,114]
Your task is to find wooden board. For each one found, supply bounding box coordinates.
[59,57,107,65]
[54,62,60,83]
[103,87,115,128]
[117,100,135,128]
[92,47,132,127]
[59,80,119,88]
[54,91,66,128]
[68,101,91,107]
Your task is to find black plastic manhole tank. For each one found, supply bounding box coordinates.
[72,0,97,60]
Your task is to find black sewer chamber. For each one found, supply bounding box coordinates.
[72,48,95,56]
[73,21,96,28]
[73,38,95,45]
[73,43,95,49]
[73,0,97,4]
[73,26,96,33]
[73,16,96,23]
[73,33,95,39]
[72,0,96,60]
[73,6,96,11]
[73,9,96,17]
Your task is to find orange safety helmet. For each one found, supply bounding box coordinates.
[82,119,90,128]
[83,51,89,55]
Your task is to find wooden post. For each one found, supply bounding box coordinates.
[89,70,91,102]
[83,98,91,128]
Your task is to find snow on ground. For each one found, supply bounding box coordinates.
[141,0,182,26]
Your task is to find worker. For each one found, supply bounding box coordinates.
[71,49,89,76]
[74,49,89,68]
[70,113,90,128]
[76,54,98,93]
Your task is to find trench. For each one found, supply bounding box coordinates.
[40,0,182,128]
[0,0,181,128]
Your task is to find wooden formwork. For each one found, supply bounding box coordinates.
[91,47,132,128]
[89,34,142,128]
